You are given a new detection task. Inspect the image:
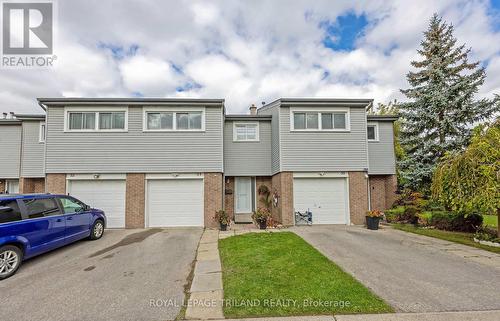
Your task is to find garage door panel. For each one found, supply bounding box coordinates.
[68,180,126,228]
[147,179,203,227]
[294,178,348,224]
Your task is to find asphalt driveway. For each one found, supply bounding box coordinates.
[292,225,500,313]
[0,228,203,321]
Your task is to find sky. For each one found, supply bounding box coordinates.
[1,0,499,115]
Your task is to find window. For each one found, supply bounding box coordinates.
[23,198,61,219]
[66,109,128,131]
[59,197,85,214]
[39,122,46,142]
[292,110,349,131]
[99,112,125,130]
[233,123,259,141]
[147,112,173,130]
[367,124,378,141]
[0,200,22,224]
[69,112,95,130]
[144,110,204,131]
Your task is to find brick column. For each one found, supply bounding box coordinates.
[224,176,235,221]
[204,173,223,228]
[19,178,45,194]
[46,174,66,194]
[271,172,294,226]
[0,180,5,193]
[125,173,145,229]
[384,174,398,209]
[349,172,369,225]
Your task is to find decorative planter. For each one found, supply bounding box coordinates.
[258,220,267,230]
[366,216,381,230]
[220,223,227,231]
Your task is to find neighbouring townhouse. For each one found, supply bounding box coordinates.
[30,97,396,229]
[0,113,46,194]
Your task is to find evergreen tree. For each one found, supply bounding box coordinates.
[399,14,499,193]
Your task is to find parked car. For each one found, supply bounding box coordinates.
[0,193,106,280]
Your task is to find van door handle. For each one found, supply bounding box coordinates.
[67,217,73,221]
[56,218,63,222]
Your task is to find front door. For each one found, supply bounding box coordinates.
[235,177,252,213]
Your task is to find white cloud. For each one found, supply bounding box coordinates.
[0,0,498,115]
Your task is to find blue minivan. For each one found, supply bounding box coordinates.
[0,193,106,280]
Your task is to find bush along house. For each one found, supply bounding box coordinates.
[35,97,397,228]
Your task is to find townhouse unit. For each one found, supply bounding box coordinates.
[0,113,46,194]
[36,97,397,229]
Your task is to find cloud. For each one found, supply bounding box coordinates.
[0,0,498,115]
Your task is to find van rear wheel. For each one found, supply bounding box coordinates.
[0,245,23,280]
[89,220,104,240]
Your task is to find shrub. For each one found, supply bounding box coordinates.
[401,206,419,224]
[431,211,483,232]
[418,212,433,227]
[474,226,500,243]
[395,190,426,209]
[384,206,405,223]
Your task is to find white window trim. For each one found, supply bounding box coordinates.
[232,122,260,142]
[39,122,46,143]
[367,122,379,142]
[142,106,206,132]
[64,106,128,132]
[289,107,350,132]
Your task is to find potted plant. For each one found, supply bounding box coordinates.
[252,207,271,230]
[366,210,384,230]
[214,210,229,231]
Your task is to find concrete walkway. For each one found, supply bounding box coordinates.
[185,229,224,320]
[218,310,500,321]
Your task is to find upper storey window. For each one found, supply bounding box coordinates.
[367,123,379,141]
[291,108,349,131]
[65,108,127,131]
[143,108,205,131]
[233,122,259,141]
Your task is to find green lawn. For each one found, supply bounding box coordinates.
[483,215,498,228]
[392,224,500,254]
[218,232,392,318]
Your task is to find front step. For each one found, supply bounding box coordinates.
[234,213,253,223]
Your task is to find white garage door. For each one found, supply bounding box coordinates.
[147,179,204,227]
[68,180,126,228]
[293,178,348,224]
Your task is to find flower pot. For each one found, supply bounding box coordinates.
[258,220,267,230]
[366,216,380,230]
[220,223,227,231]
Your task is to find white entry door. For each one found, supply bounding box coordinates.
[147,179,204,227]
[6,180,19,194]
[68,179,126,228]
[235,177,252,213]
[293,177,348,224]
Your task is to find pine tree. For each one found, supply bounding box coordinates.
[399,14,499,193]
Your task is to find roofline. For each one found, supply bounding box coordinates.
[13,113,45,120]
[37,97,225,107]
[0,119,21,124]
[258,98,373,111]
[367,115,399,121]
[225,115,272,121]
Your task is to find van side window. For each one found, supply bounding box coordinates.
[23,198,62,218]
[0,200,22,223]
[59,197,84,214]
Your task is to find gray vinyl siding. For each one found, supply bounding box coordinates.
[45,106,223,173]
[0,125,21,178]
[258,105,280,174]
[368,121,396,174]
[224,120,272,176]
[280,107,369,171]
[21,121,45,177]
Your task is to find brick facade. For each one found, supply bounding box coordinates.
[204,172,223,228]
[46,174,66,194]
[0,180,4,193]
[19,177,45,194]
[349,172,369,225]
[271,172,294,226]
[369,174,398,211]
[125,173,145,228]
[224,176,235,221]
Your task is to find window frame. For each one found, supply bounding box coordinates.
[64,107,128,132]
[289,107,350,132]
[233,122,260,142]
[367,122,379,142]
[142,107,206,132]
[39,122,46,143]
